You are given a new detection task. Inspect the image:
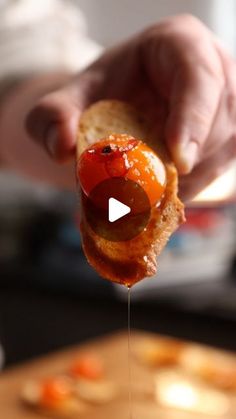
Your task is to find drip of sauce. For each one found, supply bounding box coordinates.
[127,286,133,419]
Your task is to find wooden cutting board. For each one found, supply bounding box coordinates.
[0,331,235,419]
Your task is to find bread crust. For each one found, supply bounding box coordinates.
[77,100,185,286]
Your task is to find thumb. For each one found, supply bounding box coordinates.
[26,85,83,163]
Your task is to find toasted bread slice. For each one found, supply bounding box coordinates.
[77,100,185,286]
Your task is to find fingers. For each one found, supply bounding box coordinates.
[179,134,236,201]
[26,89,80,162]
[166,59,223,174]
[143,15,225,174]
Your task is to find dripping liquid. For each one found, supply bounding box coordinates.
[127,286,133,419]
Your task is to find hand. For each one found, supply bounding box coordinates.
[24,15,236,199]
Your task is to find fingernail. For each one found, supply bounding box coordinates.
[45,125,58,157]
[178,141,199,174]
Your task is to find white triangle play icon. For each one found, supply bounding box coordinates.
[108,197,131,223]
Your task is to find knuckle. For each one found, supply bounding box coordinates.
[145,22,224,88]
[172,14,203,28]
[181,47,224,88]
[199,59,224,87]
[144,14,202,39]
[177,96,214,127]
[191,106,212,127]
[159,14,203,32]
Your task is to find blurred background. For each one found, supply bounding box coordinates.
[0,0,236,371]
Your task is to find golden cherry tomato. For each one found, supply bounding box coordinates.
[77,134,166,207]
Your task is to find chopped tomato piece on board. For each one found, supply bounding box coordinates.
[39,377,72,408]
[70,353,104,380]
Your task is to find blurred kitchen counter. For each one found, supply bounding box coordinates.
[0,331,236,419]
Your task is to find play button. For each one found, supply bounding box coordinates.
[82,177,151,242]
[108,198,131,222]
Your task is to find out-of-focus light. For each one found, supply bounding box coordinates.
[155,371,230,416]
[194,166,236,203]
[158,380,197,409]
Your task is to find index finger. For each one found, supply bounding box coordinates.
[142,16,224,173]
[166,57,224,173]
